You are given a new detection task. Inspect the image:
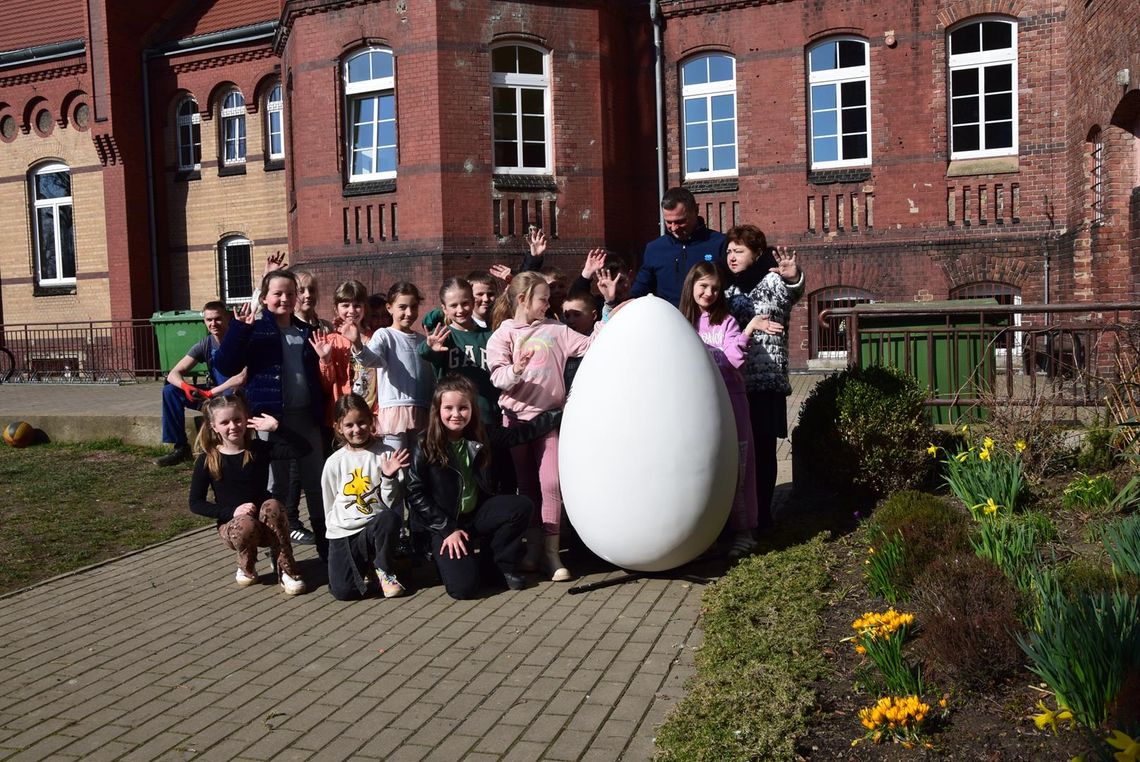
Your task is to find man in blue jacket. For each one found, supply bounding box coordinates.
[630,187,728,306]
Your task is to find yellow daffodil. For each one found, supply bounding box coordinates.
[927,443,938,457]
[1032,701,1074,735]
[955,451,969,463]
[960,424,969,434]
[979,448,992,462]
[1108,729,1140,762]
[983,436,995,449]
[1015,439,1027,452]
[983,498,1000,516]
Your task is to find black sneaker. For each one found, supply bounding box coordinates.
[154,444,191,467]
[503,572,527,591]
[289,527,315,545]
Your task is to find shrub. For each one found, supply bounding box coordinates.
[795,366,933,503]
[865,491,969,597]
[1076,420,1117,473]
[912,553,1025,691]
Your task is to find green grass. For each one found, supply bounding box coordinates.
[654,534,834,761]
[0,439,211,593]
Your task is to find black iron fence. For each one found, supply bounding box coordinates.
[0,319,163,383]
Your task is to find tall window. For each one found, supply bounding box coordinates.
[219,236,252,305]
[176,97,201,171]
[491,44,551,173]
[30,162,76,287]
[808,39,870,168]
[681,54,737,178]
[266,83,284,160]
[345,48,397,181]
[1090,130,1104,226]
[948,18,1017,159]
[220,89,247,165]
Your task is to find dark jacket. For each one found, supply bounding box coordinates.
[406,412,560,536]
[213,310,325,424]
[630,220,728,306]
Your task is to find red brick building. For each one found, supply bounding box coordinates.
[0,0,1137,371]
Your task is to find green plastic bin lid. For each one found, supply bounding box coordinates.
[149,310,204,323]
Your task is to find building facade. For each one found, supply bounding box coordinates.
[0,0,1136,371]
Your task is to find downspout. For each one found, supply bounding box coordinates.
[142,52,160,312]
[650,0,666,235]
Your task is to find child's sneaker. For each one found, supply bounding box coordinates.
[728,530,758,561]
[378,571,406,598]
[235,567,258,587]
[279,571,306,596]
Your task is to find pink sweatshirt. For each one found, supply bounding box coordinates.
[698,312,748,396]
[487,318,596,421]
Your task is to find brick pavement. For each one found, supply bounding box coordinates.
[0,374,824,761]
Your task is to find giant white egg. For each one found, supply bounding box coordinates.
[560,296,738,572]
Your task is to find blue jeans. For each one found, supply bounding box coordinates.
[161,383,204,447]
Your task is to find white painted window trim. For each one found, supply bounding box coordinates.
[219,236,253,305]
[807,38,872,170]
[220,90,247,166]
[681,54,738,180]
[491,44,553,175]
[266,84,284,161]
[345,48,397,182]
[30,162,76,287]
[176,97,201,171]
[948,17,1019,160]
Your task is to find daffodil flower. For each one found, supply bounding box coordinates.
[1032,701,1060,733]
[979,448,992,462]
[955,451,969,463]
[960,424,969,434]
[983,498,1000,516]
[1015,440,1027,452]
[927,443,938,457]
[983,436,995,449]
[1108,729,1140,762]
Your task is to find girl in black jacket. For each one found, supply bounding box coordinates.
[406,375,558,599]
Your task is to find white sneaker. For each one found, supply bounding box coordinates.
[279,571,306,596]
[235,568,258,587]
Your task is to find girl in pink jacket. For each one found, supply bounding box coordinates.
[487,271,597,582]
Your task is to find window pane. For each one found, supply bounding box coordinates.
[355,97,375,124]
[520,88,544,114]
[985,93,1012,121]
[684,97,707,124]
[685,123,707,149]
[493,115,517,141]
[984,64,1012,93]
[951,96,980,125]
[712,145,735,171]
[36,171,70,200]
[841,106,866,134]
[985,121,1013,149]
[842,134,867,159]
[812,110,837,137]
[224,243,252,300]
[191,123,201,163]
[837,40,865,68]
[809,42,837,72]
[269,85,281,104]
[377,121,396,148]
[347,53,370,83]
[950,25,980,55]
[682,58,707,86]
[710,94,734,120]
[178,99,196,117]
[494,143,517,167]
[353,123,374,151]
[840,81,866,107]
[711,119,735,146]
[378,95,396,121]
[981,21,1011,50]
[353,149,374,176]
[951,68,978,96]
[522,143,545,168]
[58,204,75,278]
[521,115,544,142]
[708,55,733,83]
[686,148,709,173]
[271,131,283,157]
[371,50,393,79]
[813,136,838,163]
[492,87,516,113]
[37,208,56,280]
[811,84,836,111]
[517,46,543,75]
[953,125,979,152]
[377,146,397,173]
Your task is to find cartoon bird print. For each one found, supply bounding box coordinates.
[342,468,379,515]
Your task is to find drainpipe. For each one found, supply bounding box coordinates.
[141,52,160,312]
[650,0,667,235]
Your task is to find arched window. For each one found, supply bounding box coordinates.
[1089,128,1104,226]
[345,47,397,181]
[681,53,737,178]
[220,89,247,166]
[810,286,874,358]
[176,97,201,171]
[218,236,252,305]
[266,83,284,161]
[948,18,1018,159]
[30,162,77,287]
[491,44,551,173]
[808,38,870,168]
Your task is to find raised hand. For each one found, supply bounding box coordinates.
[308,330,334,361]
[769,246,799,282]
[382,448,410,477]
[233,303,254,324]
[489,264,513,283]
[264,250,287,274]
[526,227,548,258]
[342,320,361,348]
[248,413,279,432]
[426,324,451,352]
[582,248,607,280]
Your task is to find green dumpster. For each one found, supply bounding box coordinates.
[150,310,207,376]
[854,299,1006,425]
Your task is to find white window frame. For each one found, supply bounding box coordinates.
[30,162,77,287]
[176,97,201,171]
[681,53,738,180]
[219,236,253,305]
[345,47,398,182]
[948,17,1018,160]
[266,83,284,161]
[220,90,247,166]
[807,38,871,169]
[490,43,553,175]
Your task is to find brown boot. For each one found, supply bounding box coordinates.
[544,535,571,582]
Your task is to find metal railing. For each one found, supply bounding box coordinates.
[0,319,163,383]
[817,302,1140,411]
